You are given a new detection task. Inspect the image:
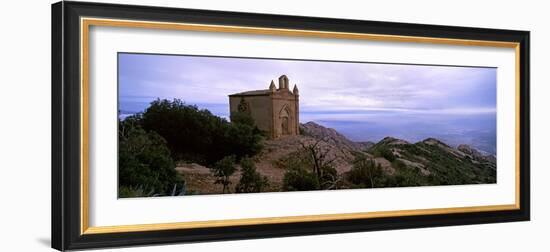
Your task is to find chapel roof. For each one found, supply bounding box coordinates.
[228,89,271,96]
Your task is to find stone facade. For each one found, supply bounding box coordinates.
[229,75,299,139]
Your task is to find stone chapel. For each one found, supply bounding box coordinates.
[228,75,300,139]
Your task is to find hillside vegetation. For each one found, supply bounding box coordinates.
[367,137,496,187]
[119,100,496,197]
[118,99,264,197]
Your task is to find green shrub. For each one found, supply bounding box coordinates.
[118,118,181,197]
[224,121,263,161]
[319,165,339,190]
[373,146,396,162]
[230,111,255,127]
[347,154,383,188]
[391,159,407,169]
[298,126,306,135]
[140,99,263,165]
[210,155,237,193]
[235,157,269,193]
[283,166,320,191]
[383,164,424,187]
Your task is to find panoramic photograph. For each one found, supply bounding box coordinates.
[117,53,497,198]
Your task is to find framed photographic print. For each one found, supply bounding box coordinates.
[51,1,530,250]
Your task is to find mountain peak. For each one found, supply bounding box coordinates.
[422,137,450,147]
[379,136,410,145]
[302,121,322,127]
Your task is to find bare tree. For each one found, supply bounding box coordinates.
[299,137,338,187]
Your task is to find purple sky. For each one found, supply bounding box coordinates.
[118,53,497,153]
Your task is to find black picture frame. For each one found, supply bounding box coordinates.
[52,1,530,251]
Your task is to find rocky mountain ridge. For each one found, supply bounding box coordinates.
[299,121,496,185]
[301,122,495,163]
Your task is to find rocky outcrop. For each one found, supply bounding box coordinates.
[300,122,362,151]
[356,141,375,151]
[379,136,410,146]
[458,144,497,164]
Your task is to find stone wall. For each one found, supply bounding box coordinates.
[229,95,273,134]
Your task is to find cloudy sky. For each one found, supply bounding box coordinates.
[119,53,497,153]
